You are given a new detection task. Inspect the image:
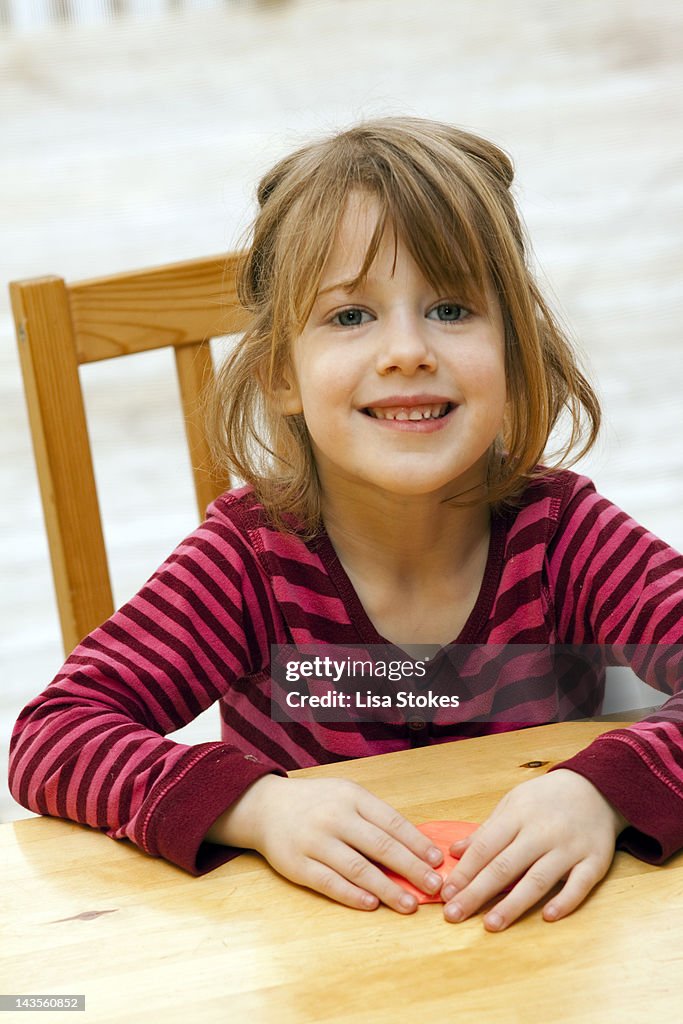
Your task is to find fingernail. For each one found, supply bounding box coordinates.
[545,904,559,921]
[427,846,443,865]
[425,871,443,892]
[444,901,464,922]
[442,884,457,902]
[485,911,504,930]
[361,893,378,909]
[400,893,417,911]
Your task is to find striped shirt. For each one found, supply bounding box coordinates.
[9,468,683,874]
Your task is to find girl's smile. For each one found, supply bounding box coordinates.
[360,395,457,431]
[280,191,507,505]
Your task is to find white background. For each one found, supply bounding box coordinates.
[1,0,681,821]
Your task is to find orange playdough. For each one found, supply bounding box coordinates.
[382,820,479,904]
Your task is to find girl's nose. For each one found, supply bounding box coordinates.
[375,317,437,375]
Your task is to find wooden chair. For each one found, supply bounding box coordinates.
[10,253,249,655]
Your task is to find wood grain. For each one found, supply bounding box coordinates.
[69,253,248,364]
[10,275,113,652]
[3,723,681,1023]
[174,341,230,519]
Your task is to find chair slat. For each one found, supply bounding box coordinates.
[70,253,249,364]
[174,341,230,518]
[11,276,115,653]
[11,253,243,654]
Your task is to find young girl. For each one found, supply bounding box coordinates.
[9,117,683,933]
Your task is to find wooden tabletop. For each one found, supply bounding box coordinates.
[3,722,682,1022]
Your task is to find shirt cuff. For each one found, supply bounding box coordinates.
[550,731,683,864]
[143,744,286,875]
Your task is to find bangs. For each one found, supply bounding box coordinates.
[343,185,490,316]
[278,138,492,328]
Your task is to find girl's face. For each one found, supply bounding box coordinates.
[281,192,507,507]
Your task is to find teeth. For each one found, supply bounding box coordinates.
[368,403,449,421]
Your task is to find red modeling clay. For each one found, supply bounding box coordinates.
[382,820,479,904]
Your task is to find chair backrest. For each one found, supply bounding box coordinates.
[10,253,248,655]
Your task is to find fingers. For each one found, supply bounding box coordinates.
[442,829,610,930]
[333,816,445,911]
[541,858,609,923]
[441,819,517,905]
[343,790,447,904]
[356,790,445,870]
[446,849,567,928]
[297,839,439,914]
[478,855,608,931]
[289,853,385,913]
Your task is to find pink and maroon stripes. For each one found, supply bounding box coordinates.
[9,472,683,874]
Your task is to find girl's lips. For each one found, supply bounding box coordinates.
[363,394,453,410]
[361,402,458,432]
[365,402,450,421]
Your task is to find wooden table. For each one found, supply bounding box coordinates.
[3,723,682,1022]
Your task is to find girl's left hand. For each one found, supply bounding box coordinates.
[441,769,628,930]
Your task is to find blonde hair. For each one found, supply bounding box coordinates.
[209,116,600,533]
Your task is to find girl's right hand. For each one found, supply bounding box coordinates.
[208,774,445,913]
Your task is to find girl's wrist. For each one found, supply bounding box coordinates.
[206,774,286,850]
[554,768,628,836]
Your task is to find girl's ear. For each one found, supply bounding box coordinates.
[272,367,303,416]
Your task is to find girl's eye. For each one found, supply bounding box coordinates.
[428,303,470,323]
[332,308,372,328]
